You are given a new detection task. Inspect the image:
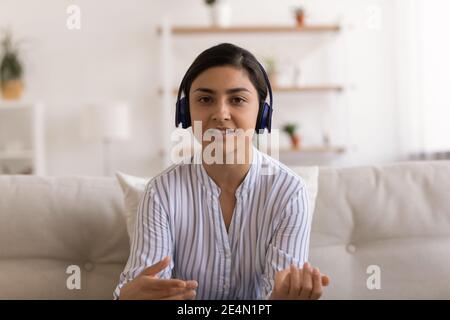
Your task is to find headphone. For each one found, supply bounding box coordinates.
[175,61,274,134]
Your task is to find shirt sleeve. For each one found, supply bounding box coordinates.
[259,183,312,300]
[113,181,174,300]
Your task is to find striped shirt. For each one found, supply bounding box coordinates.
[113,145,311,300]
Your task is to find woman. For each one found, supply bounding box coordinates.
[114,43,330,300]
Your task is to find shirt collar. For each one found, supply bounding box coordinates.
[192,145,260,197]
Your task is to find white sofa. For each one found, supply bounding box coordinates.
[1,160,450,299]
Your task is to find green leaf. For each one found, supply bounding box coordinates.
[282,123,298,136]
[0,30,23,85]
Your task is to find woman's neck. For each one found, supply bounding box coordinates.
[202,146,253,194]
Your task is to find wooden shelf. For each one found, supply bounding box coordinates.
[273,146,347,155]
[157,21,347,167]
[159,85,343,96]
[157,24,341,35]
[273,85,343,93]
[168,145,346,160]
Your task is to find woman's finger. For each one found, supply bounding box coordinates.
[299,262,313,299]
[273,271,282,294]
[150,285,199,299]
[143,277,187,290]
[288,264,300,299]
[159,289,197,300]
[272,268,288,299]
[321,275,331,287]
[184,280,199,290]
[310,268,323,300]
[280,270,291,296]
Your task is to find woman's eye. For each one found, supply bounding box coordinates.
[231,97,246,105]
[198,97,212,104]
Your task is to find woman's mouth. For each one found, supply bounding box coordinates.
[210,128,237,136]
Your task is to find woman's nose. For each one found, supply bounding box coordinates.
[211,99,231,122]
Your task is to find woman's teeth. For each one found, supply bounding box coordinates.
[217,129,236,135]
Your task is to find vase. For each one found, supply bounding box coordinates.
[210,1,232,27]
[1,79,24,100]
[295,9,305,27]
[291,134,301,150]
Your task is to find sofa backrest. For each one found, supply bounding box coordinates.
[310,161,450,299]
[0,175,128,299]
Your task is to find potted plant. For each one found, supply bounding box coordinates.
[294,7,306,26]
[204,0,232,27]
[0,30,24,100]
[282,123,301,150]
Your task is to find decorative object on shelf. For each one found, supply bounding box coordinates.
[161,24,341,34]
[292,62,302,86]
[0,102,45,175]
[294,7,306,26]
[81,102,131,176]
[204,0,232,27]
[277,59,303,87]
[322,131,330,147]
[263,56,278,86]
[282,122,301,150]
[0,29,24,100]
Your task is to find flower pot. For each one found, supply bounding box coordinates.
[1,79,24,100]
[210,1,232,27]
[290,134,301,150]
[295,9,305,27]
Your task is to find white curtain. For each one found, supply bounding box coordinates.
[395,0,450,159]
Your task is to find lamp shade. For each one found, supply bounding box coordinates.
[81,102,131,141]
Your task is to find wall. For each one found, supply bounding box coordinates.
[0,0,402,176]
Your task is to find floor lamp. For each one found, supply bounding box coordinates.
[81,102,131,176]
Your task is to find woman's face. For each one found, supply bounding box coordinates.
[189,66,260,159]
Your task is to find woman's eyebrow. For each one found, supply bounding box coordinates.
[226,87,251,94]
[193,87,251,94]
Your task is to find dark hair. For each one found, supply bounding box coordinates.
[178,43,268,107]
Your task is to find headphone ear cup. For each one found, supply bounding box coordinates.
[176,97,191,129]
[175,99,181,127]
[255,103,263,133]
[256,102,271,134]
[266,103,273,133]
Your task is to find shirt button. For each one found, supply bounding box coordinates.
[225,252,231,258]
[224,284,229,290]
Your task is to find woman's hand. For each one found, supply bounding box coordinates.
[269,262,330,300]
[119,256,198,300]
